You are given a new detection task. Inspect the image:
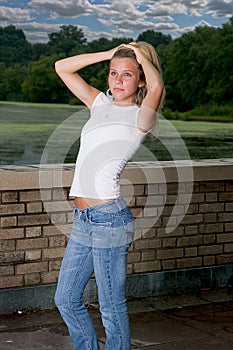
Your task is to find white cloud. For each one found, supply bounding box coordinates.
[145,3,187,17]
[28,0,94,17]
[98,0,143,19]
[25,30,51,42]
[18,21,60,33]
[0,6,32,21]
[12,21,61,42]
[0,0,231,43]
[175,19,218,36]
[205,0,233,18]
[15,20,121,43]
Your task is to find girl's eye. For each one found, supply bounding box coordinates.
[124,73,131,77]
[110,71,117,76]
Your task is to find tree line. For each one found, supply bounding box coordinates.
[0,19,232,111]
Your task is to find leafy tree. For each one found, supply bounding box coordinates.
[89,66,109,92]
[0,63,27,100]
[87,37,133,52]
[32,42,52,61]
[206,19,233,104]
[0,25,32,66]
[137,30,172,48]
[0,20,232,109]
[48,25,87,55]
[0,62,7,100]
[162,23,233,110]
[22,54,71,103]
[86,37,113,52]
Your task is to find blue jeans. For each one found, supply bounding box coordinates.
[55,197,134,350]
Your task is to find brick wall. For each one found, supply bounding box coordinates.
[0,159,233,307]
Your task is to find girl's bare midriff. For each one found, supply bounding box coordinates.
[74,197,114,209]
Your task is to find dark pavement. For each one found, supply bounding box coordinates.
[1,288,233,350]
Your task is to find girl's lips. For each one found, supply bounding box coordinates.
[113,87,124,92]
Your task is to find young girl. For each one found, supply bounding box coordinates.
[54,42,164,350]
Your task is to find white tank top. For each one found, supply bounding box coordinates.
[69,92,147,199]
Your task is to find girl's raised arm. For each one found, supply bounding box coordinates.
[126,44,164,112]
[138,56,164,132]
[55,47,119,108]
[123,43,164,132]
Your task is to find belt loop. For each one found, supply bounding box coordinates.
[77,207,84,217]
[115,197,125,211]
[73,205,78,214]
[84,208,91,219]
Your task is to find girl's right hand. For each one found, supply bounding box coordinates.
[107,44,125,59]
[122,43,146,65]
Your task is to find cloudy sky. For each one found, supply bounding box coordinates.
[0,0,232,43]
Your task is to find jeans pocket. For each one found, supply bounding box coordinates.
[123,219,135,244]
[88,212,113,226]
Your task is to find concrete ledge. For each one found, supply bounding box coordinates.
[1,264,233,315]
[0,159,233,190]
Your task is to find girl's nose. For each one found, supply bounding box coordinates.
[116,74,123,83]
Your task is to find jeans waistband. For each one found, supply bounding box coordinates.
[73,197,127,216]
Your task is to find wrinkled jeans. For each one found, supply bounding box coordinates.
[55,197,134,350]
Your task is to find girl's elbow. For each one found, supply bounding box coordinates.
[55,60,62,74]
[149,80,164,95]
[158,79,164,92]
[55,59,68,75]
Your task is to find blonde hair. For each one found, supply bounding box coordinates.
[111,41,165,110]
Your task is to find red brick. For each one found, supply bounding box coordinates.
[0,251,24,264]
[16,261,48,275]
[43,247,66,259]
[0,265,14,276]
[49,236,66,248]
[134,260,161,273]
[25,250,42,261]
[157,248,183,260]
[1,216,17,227]
[2,192,18,203]
[0,228,24,240]
[24,273,41,286]
[16,237,48,250]
[0,240,15,252]
[198,245,223,255]
[41,271,59,284]
[18,214,50,226]
[0,204,24,215]
[0,275,24,288]
[49,260,62,271]
[177,257,202,269]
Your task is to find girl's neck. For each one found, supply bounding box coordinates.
[113,99,137,107]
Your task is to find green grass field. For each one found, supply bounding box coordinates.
[0,101,233,165]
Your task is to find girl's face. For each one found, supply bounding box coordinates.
[108,57,144,105]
